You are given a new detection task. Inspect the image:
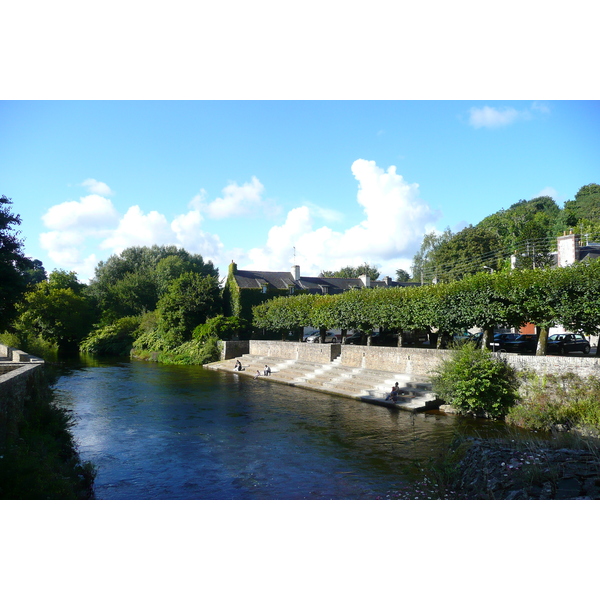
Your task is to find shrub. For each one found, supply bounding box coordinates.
[193,315,247,342]
[432,343,520,418]
[80,316,142,355]
[506,373,600,432]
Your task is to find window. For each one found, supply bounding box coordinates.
[288,286,295,295]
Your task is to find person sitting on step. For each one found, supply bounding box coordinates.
[386,382,400,402]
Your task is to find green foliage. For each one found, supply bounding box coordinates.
[507,373,600,432]
[157,273,222,347]
[395,268,410,282]
[319,263,380,280]
[48,269,86,293]
[432,343,520,418]
[80,316,142,355]
[88,245,218,322]
[0,330,58,361]
[156,338,222,365]
[0,368,96,499]
[193,315,248,342]
[0,195,35,331]
[18,278,96,351]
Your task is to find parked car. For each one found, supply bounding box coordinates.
[501,334,538,353]
[490,333,520,352]
[344,331,364,344]
[546,333,591,355]
[305,331,338,343]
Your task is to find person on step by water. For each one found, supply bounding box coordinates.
[254,370,261,379]
[386,382,400,402]
[234,359,244,371]
[264,365,271,376]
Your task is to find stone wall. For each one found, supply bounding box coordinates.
[236,341,600,380]
[0,344,45,444]
[501,353,600,378]
[220,340,250,361]
[249,340,341,364]
[0,363,44,445]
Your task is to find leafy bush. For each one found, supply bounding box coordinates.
[157,338,221,365]
[193,315,247,342]
[80,316,142,355]
[432,343,520,418]
[507,373,600,431]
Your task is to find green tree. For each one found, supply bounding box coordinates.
[0,195,34,330]
[23,259,47,287]
[19,280,96,351]
[319,263,380,280]
[410,229,454,283]
[157,273,222,347]
[432,343,520,418]
[395,268,410,282]
[89,245,218,322]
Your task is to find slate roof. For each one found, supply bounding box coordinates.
[233,269,419,293]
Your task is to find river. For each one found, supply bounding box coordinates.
[53,357,537,500]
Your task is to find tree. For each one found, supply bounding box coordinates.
[22,259,47,287]
[0,195,34,331]
[410,229,454,283]
[157,273,222,347]
[19,281,96,351]
[88,245,219,322]
[395,268,410,282]
[319,263,380,280]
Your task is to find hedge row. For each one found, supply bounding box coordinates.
[252,261,600,353]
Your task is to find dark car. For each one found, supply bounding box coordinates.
[546,333,591,355]
[344,331,364,345]
[490,333,520,352]
[501,334,538,353]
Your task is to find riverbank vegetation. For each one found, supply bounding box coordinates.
[0,367,96,499]
[432,343,520,419]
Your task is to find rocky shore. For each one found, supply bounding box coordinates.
[446,438,600,499]
[380,437,600,500]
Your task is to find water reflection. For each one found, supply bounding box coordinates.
[54,358,540,500]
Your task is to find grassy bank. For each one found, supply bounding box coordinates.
[0,367,96,499]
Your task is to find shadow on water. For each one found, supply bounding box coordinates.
[53,356,551,500]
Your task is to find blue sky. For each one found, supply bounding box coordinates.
[2,100,598,282]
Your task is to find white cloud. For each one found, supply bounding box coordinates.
[243,159,439,278]
[100,206,176,253]
[200,176,267,219]
[42,194,120,231]
[81,178,114,196]
[468,106,522,128]
[468,102,550,129]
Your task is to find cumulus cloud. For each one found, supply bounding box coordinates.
[244,159,438,278]
[42,194,120,231]
[40,189,225,281]
[81,178,114,196]
[199,176,267,219]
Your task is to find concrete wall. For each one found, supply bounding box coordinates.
[220,340,250,361]
[249,340,341,364]
[501,353,600,378]
[238,341,600,380]
[0,363,44,445]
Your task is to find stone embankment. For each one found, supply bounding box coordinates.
[0,344,45,444]
[448,438,600,500]
[205,345,441,413]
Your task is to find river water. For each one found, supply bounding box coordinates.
[53,357,535,500]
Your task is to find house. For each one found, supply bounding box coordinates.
[222,261,418,324]
[557,232,600,267]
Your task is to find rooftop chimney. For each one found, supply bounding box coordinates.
[291,265,300,280]
[359,274,370,288]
